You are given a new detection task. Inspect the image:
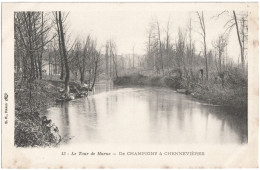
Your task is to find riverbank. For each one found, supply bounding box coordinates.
[15,80,62,147]
[113,74,248,111]
[15,79,88,147]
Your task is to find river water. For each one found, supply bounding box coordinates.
[44,83,247,145]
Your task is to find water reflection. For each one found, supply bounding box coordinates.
[44,85,247,145]
[62,102,70,138]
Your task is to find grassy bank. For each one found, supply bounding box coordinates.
[15,79,64,147]
[114,73,248,110]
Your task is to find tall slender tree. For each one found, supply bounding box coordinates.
[58,11,70,95]
[197,11,208,80]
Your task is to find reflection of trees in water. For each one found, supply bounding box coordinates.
[77,98,98,127]
[92,80,114,93]
[146,88,247,144]
[64,103,70,125]
[105,80,113,92]
[84,98,98,139]
[203,105,248,143]
[148,89,174,131]
[60,102,71,141]
[105,94,118,115]
[82,97,100,142]
[165,98,172,129]
[219,119,226,143]
[91,98,98,127]
[66,97,99,142]
[176,97,184,130]
[188,104,193,121]
[148,90,160,129]
[106,96,110,115]
[58,87,247,144]
[202,107,210,137]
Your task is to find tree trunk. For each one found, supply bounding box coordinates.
[233,11,244,69]
[56,12,64,80]
[109,43,112,78]
[157,21,164,75]
[105,42,109,78]
[27,12,36,81]
[34,57,38,78]
[197,11,208,80]
[132,46,135,69]
[58,11,70,96]
[112,52,118,78]
[80,70,85,85]
[91,60,98,90]
[204,36,208,80]
[88,69,91,90]
[39,13,43,79]
[189,17,193,74]
[81,45,86,85]
[49,51,51,77]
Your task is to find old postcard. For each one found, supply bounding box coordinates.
[2,2,259,168]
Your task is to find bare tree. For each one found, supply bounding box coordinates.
[215,10,248,70]
[73,36,91,85]
[146,23,157,71]
[212,34,228,88]
[105,41,109,78]
[109,40,118,78]
[54,12,64,80]
[196,11,208,80]
[156,20,164,75]
[165,17,171,73]
[58,11,70,96]
[90,49,102,90]
[188,16,193,72]
[175,28,187,77]
[132,45,135,69]
[15,12,54,81]
[233,11,245,69]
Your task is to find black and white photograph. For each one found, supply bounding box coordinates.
[2,2,258,168]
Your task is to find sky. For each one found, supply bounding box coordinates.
[66,4,244,62]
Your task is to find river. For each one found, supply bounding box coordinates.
[44,83,247,145]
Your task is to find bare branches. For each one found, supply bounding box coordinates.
[196,11,205,36]
[213,10,248,69]
[211,10,229,20]
[233,10,245,69]
[15,11,56,81]
[196,11,208,80]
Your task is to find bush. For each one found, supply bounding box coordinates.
[15,111,61,147]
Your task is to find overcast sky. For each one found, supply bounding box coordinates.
[66,4,244,62]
